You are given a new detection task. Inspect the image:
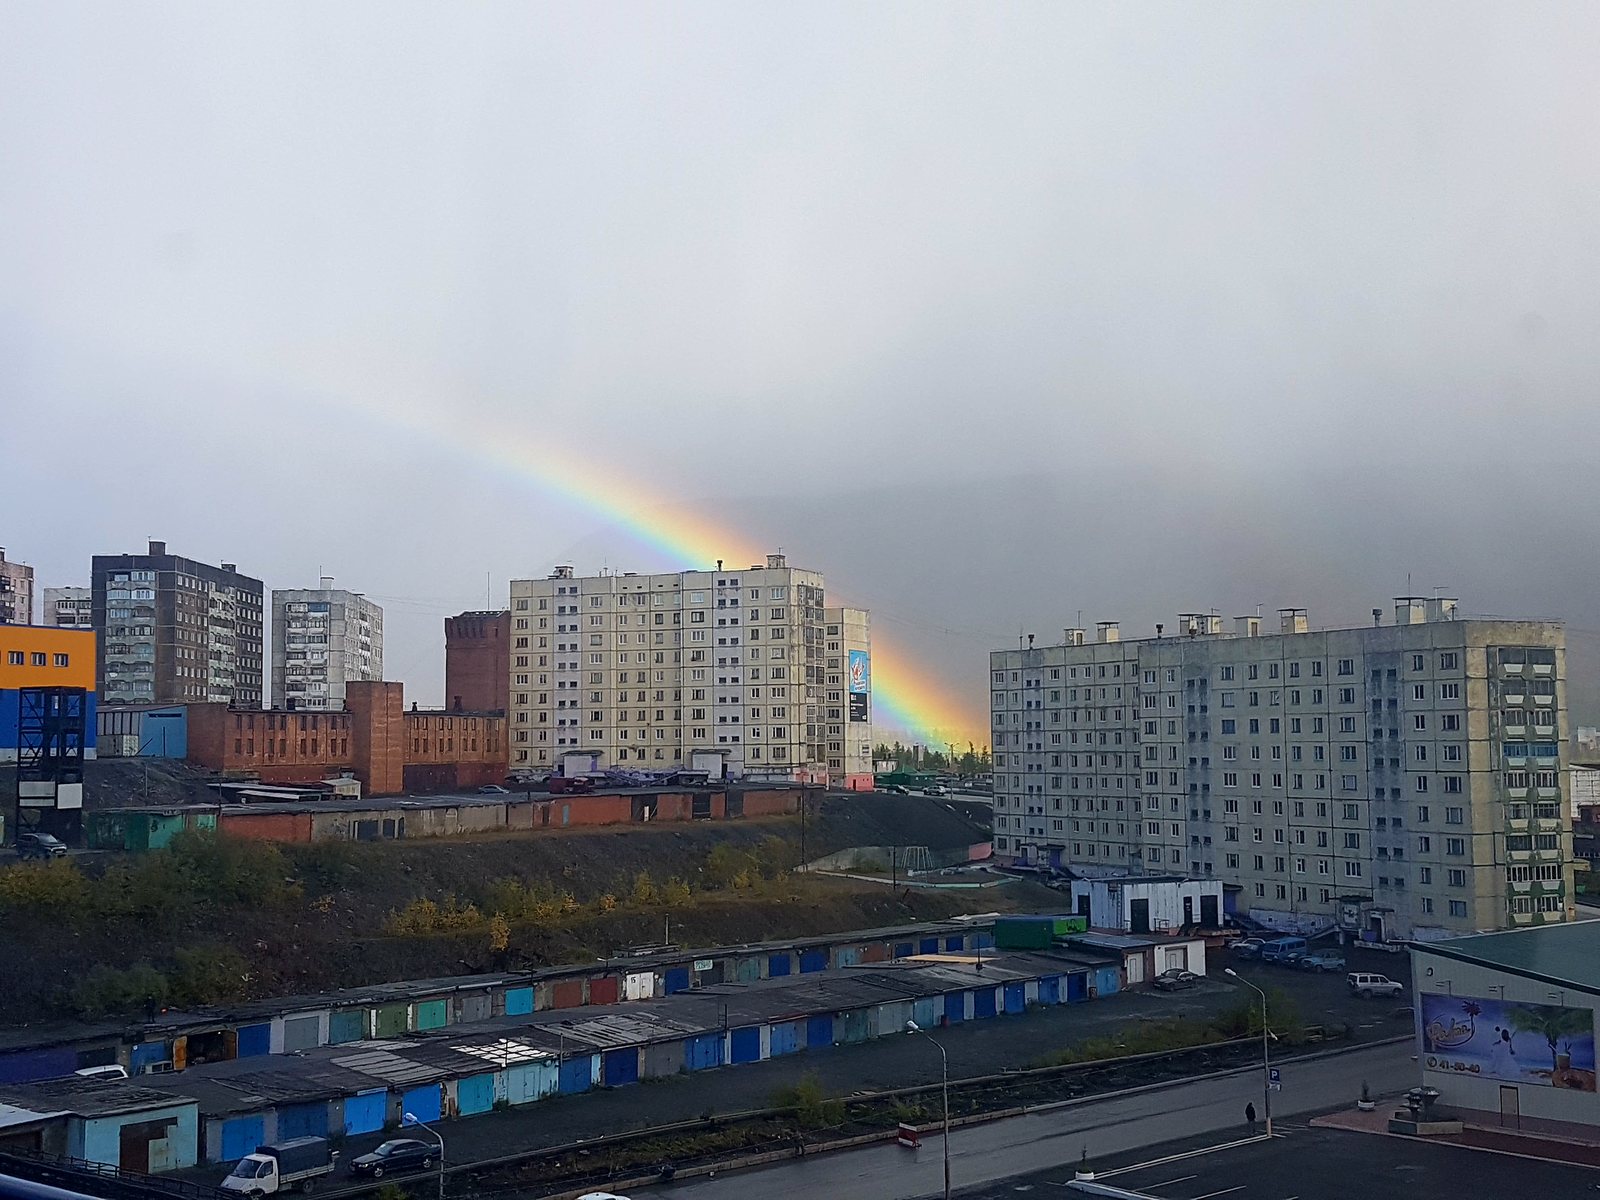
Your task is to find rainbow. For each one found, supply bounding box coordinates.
[292,347,986,746]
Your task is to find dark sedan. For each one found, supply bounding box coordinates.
[1152,968,1200,992]
[349,1139,436,1178]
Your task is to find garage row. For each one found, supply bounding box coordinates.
[0,946,1125,1173]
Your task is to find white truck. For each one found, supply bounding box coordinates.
[221,1137,340,1196]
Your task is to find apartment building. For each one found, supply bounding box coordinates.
[506,554,829,780]
[824,606,874,789]
[271,578,383,709]
[92,541,265,707]
[990,600,1571,939]
[0,548,34,625]
[43,587,93,628]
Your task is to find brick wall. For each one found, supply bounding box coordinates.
[348,681,405,796]
[444,611,510,715]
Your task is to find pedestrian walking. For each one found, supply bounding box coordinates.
[1245,1101,1257,1136]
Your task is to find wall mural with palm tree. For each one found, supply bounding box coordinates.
[1422,994,1596,1091]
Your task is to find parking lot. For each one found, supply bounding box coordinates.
[1215,940,1415,1038]
[964,1124,1600,1200]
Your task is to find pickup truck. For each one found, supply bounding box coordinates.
[222,1137,339,1196]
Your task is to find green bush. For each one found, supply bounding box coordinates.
[0,860,91,917]
[772,1072,845,1129]
[68,963,171,1018]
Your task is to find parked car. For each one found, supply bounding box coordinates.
[882,784,909,794]
[1152,969,1200,991]
[924,785,949,796]
[1259,937,1308,964]
[73,1065,129,1080]
[1348,972,1405,999]
[1231,937,1266,958]
[16,832,67,860]
[546,775,595,794]
[477,784,510,794]
[348,1139,436,1179]
[1296,953,1347,973]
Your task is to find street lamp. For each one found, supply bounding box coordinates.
[905,1020,951,1200]
[401,1111,445,1200]
[1223,968,1272,1137]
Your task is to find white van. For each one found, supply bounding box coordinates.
[74,1065,129,1080]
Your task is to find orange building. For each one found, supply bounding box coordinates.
[187,680,506,796]
[2,626,98,762]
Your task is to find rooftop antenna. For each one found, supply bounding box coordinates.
[486,572,491,609]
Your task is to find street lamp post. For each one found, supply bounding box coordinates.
[401,1112,445,1200]
[1223,968,1272,1137]
[905,1020,951,1200]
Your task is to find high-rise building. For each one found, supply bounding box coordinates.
[43,587,93,629]
[92,540,265,707]
[444,610,510,714]
[506,553,830,780]
[824,606,874,789]
[270,578,383,710]
[989,599,1571,939]
[0,548,35,625]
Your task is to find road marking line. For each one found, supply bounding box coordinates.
[1189,1188,1247,1200]
[1143,1175,1198,1189]
[1100,1136,1269,1178]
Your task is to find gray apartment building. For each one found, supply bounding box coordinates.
[989,599,1571,939]
[270,578,383,709]
[43,587,93,628]
[92,540,265,707]
[0,548,34,625]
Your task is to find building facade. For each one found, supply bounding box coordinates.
[92,542,265,708]
[444,610,510,714]
[824,606,874,789]
[506,554,829,781]
[0,548,34,625]
[1,625,97,764]
[270,578,382,710]
[43,587,93,629]
[990,600,1571,939]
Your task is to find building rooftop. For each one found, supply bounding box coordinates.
[1413,921,1600,995]
[0,1077,195,1120]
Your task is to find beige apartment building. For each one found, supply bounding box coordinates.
[507,554,834,781]
[990,599,1572,939]
[824,606,874,789]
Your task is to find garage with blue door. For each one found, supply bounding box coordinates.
[235,1024,271,1058]
[1038,976,1061,1005]
[602,1048,639,1087]
[0,1047,79,1084]
[769,1021,802,1056]
[1003,983,1026,1014]
[973,988,997,1019]
[893,942,913,959]
[663,967,691,994]
[130,1042,170,1072]
[400,1084,441,1124]
[219,1115,265,1163]
[276,1102,328,1141]
[1095,966,1121,996]
[729,1027,762,1064]
[944,992,964,1023]
[799,950,828,973]
[683,1033,723,1071]
[919,937,939,954]
[806,1014,833,1048]
[504,987,534,1016]
[767,953,791,977]
[558,1055,595,1095]
[1067,972,1088,1001]
[456,1072,496,1116]
[943,936,964,952]
[342,1091,386,1137]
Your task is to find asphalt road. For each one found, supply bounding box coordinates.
[969,1122,1600,1200]
[664,1041,1415,1200]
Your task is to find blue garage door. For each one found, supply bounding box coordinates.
[220,1116,265,1163]
[919,937,940,954]
[1067,972,1088,1001]
[834,947,861,967]
[558,1055,594,1095]
[944,992,964,1024]
[602,1049,639,1088]
[943,935,964,952]
[236,1024,271,1058]
[457,1072,496,1115]
[328,1010,366,1044]
[729,1026,762,1064]
[912,996,939,1028]
[342,1091,386,1137]
[1096,966,1121,997]
[684,1034,723,1072]
[277,1102,328,1140]
[663,967,692,994]
[769,1021,801,1056]
[974,988,997,1019]
[975,932,995,949]
[1038,976,1061,1005]
[130,1042,169,1073]
[767,953,791,977]
[1003,983,1026,1015]
[0,1048,78,1083]
[504,987,534,1016]
[893,942,914,959]
[401,1085,442,1124]
[799,950,828,974]
[806,1015,833,1048]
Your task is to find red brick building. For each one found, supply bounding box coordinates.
[444,610,509,715]
[188,680,507,796]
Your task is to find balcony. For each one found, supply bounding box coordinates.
[1505,786,1528,799]
[1510,878,1532,893]
[1502,662,1524,675]
[1532,662,1554,677]
[1503,723,1527,737]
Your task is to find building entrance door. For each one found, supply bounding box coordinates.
[1499,1085,1521,1129]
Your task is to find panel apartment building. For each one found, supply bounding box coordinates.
[271,578,383,710]
[824,606,874,789]
[507,554,831,780]
[0,548,34,625]
[990,600,1571,939]
[43,587,93,628]
[92,541,265,707]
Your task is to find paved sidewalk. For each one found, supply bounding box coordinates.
[1315,1105,1600,1168]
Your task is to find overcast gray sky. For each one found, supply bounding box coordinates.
[5,2,1600,740]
